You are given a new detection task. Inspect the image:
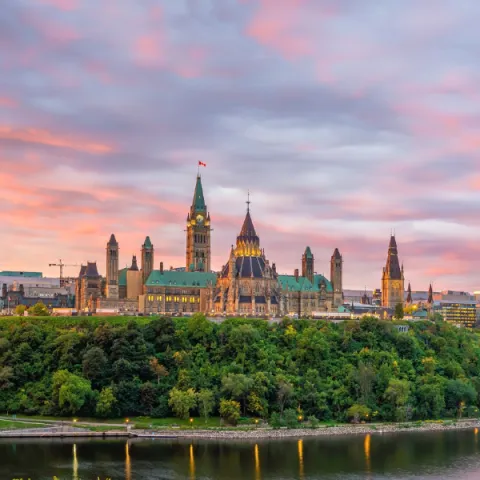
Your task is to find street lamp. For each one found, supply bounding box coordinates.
[298,415,303,422]
[189,418,194,428]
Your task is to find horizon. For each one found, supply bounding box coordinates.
[1,1,479,292]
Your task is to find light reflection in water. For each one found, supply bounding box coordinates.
[125,441,131,480]
[364,434,371,475]
[72,444,78,480]
[254,443,261,480]
[189,443,195,480]
[475,428,478,448]
[298,439,304,479]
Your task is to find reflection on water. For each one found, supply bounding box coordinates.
[298,439,304,479]
[364,433,371,475]
[72,443,78,480]
[125,441,131,480]
[254,443,260,480]
[189,443,195,480]
[2,429,480,479]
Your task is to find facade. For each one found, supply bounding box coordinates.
[435,300,477,328]
[381,235,405,308]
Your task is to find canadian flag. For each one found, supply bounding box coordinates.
[198,161,207,167]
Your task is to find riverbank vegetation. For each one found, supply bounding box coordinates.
[1,315,480,424]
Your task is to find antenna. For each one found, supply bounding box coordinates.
[246,190,251,212]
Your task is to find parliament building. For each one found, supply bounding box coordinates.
[75,175,344,316]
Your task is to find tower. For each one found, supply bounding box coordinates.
[427,283,433,306]
[302,247,314,283]
[406,282,412,304]
[381,235,405,309]
[141,236,154,284]
[106,234,119,299]
[186,175,211,272]
[330,248,343,307]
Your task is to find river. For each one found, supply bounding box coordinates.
[2,429,480,479]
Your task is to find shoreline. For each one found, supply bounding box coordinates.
[2,419,479,440]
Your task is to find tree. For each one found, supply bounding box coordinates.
[219,399,240,425]
[347,404,371,423]
[394,303,404,320]
[149,357,169,384]
[357,362,376,405]
[276,377,294,414]
[82,347,108,383]
[15,305,27,316]
[28,302,49,316]
[284,408,299,428]
[197,389,215,424]
[221,373,253,415]
[168,387,197,420]
[385,378,411,421]
[445,379,476,418]
[52,370,92,414]
[96,387,117,417]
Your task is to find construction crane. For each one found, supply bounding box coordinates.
[48,259,79,287]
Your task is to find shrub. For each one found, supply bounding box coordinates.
[219,399,241,426]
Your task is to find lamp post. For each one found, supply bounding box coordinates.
[190,418,194,429]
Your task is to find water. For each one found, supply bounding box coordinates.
[2,429,480,479]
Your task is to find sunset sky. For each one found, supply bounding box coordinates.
[1,0,479,292]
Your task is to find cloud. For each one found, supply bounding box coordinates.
[0,0,479,292]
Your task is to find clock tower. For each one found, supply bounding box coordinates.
[186,175,211,272]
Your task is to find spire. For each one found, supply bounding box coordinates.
[143,236,153,248]
[428,283,433,304]
[304,246,313,259]
[332,248,342,260]
[129,255,139,271]
[406,282,412,303]
[385,235,402,279]
[238,210,258,241]
[192,175,206,212]
[107,234,118,246]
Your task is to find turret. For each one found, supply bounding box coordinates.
[330,248,343,307]
[106,233,119,299]
[302,246,314,283]
[141,236,154,284]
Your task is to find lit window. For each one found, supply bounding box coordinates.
[157,295,162,301]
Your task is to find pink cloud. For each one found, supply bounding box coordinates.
[0,97,17,108]
[37,0,78,10]
[0,126,113,154]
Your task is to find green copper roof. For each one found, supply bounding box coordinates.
[143,236,153,248]
[304,246,313,258]
[0,271,42,278]
[278,274,333,293]
[192,175,206,211]
[118,268,128,287]
[146,270,216,287]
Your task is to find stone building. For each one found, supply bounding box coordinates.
[214,205,280,316]
[381,235,405,308]
[75,262,102,312]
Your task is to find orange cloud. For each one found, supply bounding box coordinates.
[0,126,113,154]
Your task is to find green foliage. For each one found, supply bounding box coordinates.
[28,302,49,316]
[168,387,197,420]
[1,315,480,423]
[96,387,117,417]
[308,415,319,428]
[394,303,404,320]
[197,389,216,424]
[219,399,241,425]
[15,305,26,316]
[284,408,299,428]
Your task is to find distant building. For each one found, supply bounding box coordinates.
[74,263,102,312]
[381,235,405,309]
[435,299,477,328]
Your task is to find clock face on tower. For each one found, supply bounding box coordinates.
[196,214,204,224]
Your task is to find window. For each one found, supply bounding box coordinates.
[157,295,163,302]
[174,296,180,303]
[166,296,172,302]
[148,295,154,302]
[190,297,195,303]
[182,297,187,303]
[197,297,200,303]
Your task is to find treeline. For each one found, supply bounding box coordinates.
[1,315,480,424]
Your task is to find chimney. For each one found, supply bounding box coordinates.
[160,262,164,274]
[294,268,299,280]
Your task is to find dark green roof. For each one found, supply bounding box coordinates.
[0,271,42,278]
[143,236,153,248]
[146,270,216,287]
[192,175,206,211]
[278,274,333,293]
[304,246,313,258]
[118,268,128,287]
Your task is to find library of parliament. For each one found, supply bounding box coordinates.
[75,175,400,316]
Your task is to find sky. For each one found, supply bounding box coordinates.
[1,0,479,292]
